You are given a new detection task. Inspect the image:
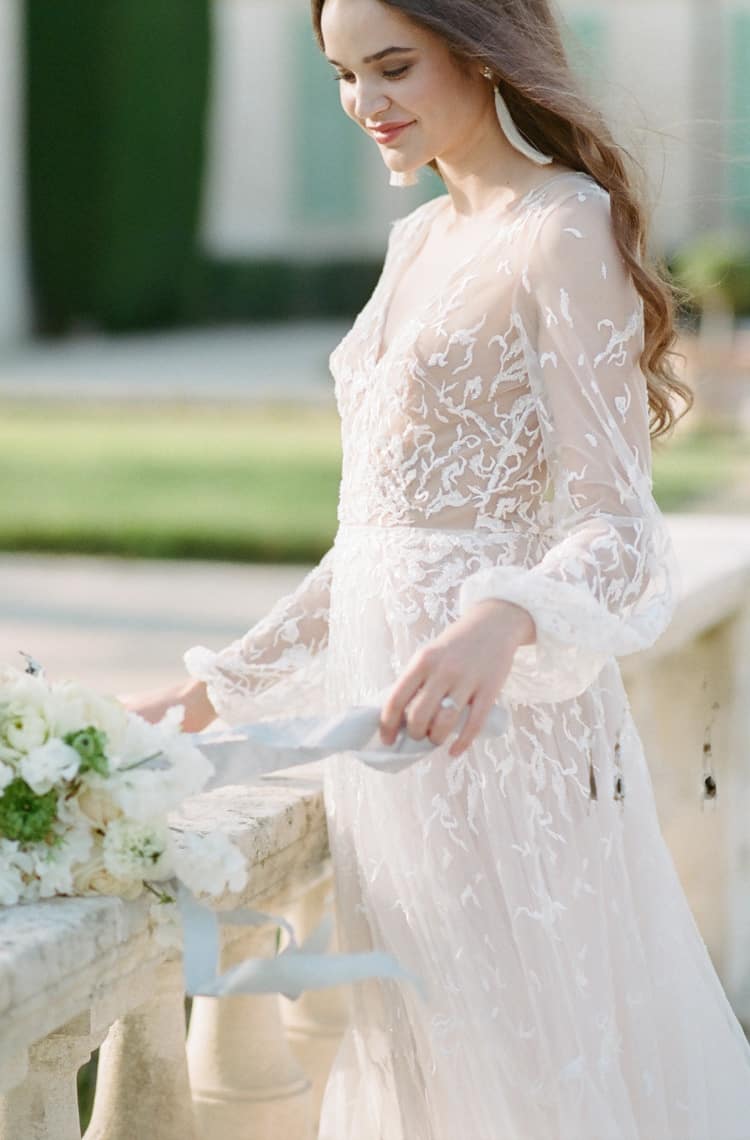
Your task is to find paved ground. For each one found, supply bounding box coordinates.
[4,515,750,698]
[1,552,311,697]
[0,322,347,405]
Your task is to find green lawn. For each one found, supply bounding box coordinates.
[0,403,744,563]
[1,403,342,562]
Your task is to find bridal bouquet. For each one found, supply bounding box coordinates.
[0,663,429,1001]
[0,664,247,927]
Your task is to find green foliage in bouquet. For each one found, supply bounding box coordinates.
[0,778,58,844]
[0,667,247,911]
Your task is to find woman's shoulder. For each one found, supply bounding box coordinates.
[387,192,447,243]
[523,171,616,261]
[527,169,609,220]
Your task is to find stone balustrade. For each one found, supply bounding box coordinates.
[1,513,749,1139]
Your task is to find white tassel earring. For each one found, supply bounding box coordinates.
[480,67,553,166]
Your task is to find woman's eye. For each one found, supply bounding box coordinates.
[331,64,410,83]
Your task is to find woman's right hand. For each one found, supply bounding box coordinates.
[119,678,217,733]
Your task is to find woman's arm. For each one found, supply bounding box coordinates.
[182,545,336,725]
[123,546,336,729]
[457,187,679,704]
[120,677,216,731]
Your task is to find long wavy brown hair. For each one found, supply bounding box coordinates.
[311,0,693,440]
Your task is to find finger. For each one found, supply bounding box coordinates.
[426,681,475,746]
[404,667,461,740]
[380,659,429,744]
[449,691,493,757]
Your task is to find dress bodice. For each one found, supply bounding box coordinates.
[330,171,628,535]
[187,168,678,718]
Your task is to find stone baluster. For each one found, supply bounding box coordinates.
[84,960,197,1140]
[281,877,350,1129]
[186,921,314,1139]
[0,1014,104,1140]
[727,597,750,1024]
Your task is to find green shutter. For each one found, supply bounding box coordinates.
[729,8,750,225]
[290,12,365,224]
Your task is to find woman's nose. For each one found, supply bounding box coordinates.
[354,83,390,124]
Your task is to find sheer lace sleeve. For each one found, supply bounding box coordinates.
[183,547,335,724]
[459,187,679,704]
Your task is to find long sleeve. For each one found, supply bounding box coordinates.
[459,186,679,704]
[184,546,335,724]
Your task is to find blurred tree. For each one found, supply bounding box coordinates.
[25,0,210,334]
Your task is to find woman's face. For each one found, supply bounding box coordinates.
[320,0,491,177]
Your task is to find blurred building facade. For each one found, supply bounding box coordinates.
[1,0,748,345]
[201,0,750,259]
[0,0,27,346]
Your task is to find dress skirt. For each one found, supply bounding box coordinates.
[316,522,750,1140]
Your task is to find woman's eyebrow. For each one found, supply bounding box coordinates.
[327,46,417,67]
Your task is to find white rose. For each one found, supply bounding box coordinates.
[19,739,81,794]
[0,700,48,761]
[76,782,123,828]
[71,844,144,900]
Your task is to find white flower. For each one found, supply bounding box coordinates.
[47,681,129,753]
[173,831,248,899]
[109,734,212,822]
[76,781,123,828]
[33,826,93,898]
[0,839,35,905]
[114,711,169,769]
[158,704,186,734]
[0,694,48,761]
[71,839,144,900]
[0,760,14,791]
[19,739,81,794]
[102,818,174,883]
[148,899,184,951]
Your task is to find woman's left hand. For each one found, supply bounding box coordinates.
[379,599,536,758]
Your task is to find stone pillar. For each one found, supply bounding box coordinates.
[84,962,198,1140]
[0,1015,103,1140]
[281,879,349,1130]
[726,596,750,1025]
[0,0,28,345]
[186,922,314,1139]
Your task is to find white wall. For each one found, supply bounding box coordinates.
[201,0,296,256]
[0,0,28,346]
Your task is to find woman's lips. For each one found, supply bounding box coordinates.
[370,121,415,145]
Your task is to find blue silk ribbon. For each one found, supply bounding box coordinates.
[178,702,508,1003]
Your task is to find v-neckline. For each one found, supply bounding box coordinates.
[371,169,592,370]
[371,194,450,370]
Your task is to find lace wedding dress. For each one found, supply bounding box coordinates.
[185,170,750,1139]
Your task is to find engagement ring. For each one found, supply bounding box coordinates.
[440,696,459,711]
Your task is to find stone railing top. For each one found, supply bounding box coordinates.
[0,763,328,1074]
[1,515,750,1078]
[626,514,750,665]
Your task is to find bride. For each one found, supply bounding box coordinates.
[128,0,750,1135]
